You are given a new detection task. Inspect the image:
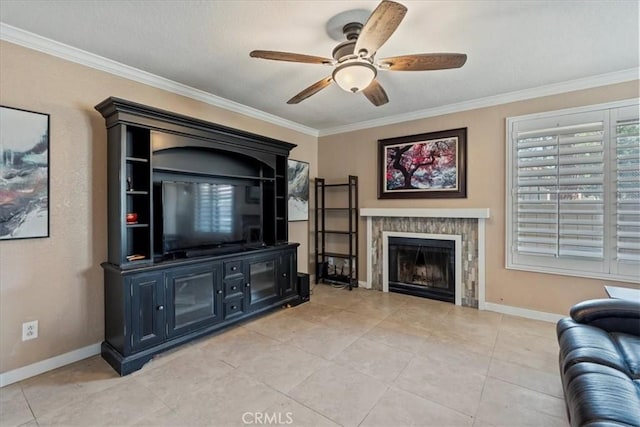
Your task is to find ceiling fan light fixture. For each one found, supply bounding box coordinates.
[332,61,376,93]
[250,1,466,106]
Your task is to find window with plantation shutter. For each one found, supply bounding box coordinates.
[507,100,639,283]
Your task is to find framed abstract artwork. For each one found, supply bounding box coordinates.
[287,159,309,221]
[0,106,50,239]
[378,127,467,199]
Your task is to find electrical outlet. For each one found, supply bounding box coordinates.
[22,320,38,341]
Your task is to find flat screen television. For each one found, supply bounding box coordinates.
[158,180,262,256]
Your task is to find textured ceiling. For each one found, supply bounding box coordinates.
[1,0,638,133]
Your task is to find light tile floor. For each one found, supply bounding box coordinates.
[0,285,569,427]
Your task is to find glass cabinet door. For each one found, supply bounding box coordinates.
[248,257,279,310]
[166,263,222,337]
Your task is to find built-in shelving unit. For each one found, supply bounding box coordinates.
[96,97,304,376]
[314,175,359,290]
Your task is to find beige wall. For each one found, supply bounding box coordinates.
[0,41,317,373]
[1,37,636,376]
[318,80,639,315]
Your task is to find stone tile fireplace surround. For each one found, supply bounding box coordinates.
[360,208,490,308]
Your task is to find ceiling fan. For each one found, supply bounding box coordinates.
[249,0,467,107]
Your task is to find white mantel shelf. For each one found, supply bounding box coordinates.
[360,208,490,219]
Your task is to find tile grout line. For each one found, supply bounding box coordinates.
[252,366,347,427]
[470,313,504,423]
[20,385,38,426]
[356,384,390,427]
[235,374,307,419]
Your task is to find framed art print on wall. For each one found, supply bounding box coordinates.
[378,127,467,199]
[287,159,309,221]
[0,106,50,239]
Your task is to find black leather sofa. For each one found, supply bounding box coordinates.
[557,298,640,427]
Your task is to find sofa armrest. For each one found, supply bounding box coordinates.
[570,298,640,336]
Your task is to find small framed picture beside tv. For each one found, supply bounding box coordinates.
[288,159,309,221]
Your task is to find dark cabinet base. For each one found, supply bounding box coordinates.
[101,244,305,376]
[101,293,303,376]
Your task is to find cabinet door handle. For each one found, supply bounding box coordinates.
[231,305,237,310]
[231,286,237,290]
[245,283,251,287]
[217,290,223,294]
[231,266,237,271]
[157,305,164,311]
[282,273,287,277]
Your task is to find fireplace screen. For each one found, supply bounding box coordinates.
[388,237,455,303]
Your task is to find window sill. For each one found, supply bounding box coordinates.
[505,263,640,284]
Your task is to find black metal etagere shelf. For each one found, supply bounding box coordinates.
[314,175,358,290]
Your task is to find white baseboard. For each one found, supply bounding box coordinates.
[358,280,371,289]
[483,302,565,323]
[0,342,101,388]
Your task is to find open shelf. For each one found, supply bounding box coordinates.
[322,230,354,235]
[153,166,275,181]
[125,156,148,163]
[314,175,358,290]
[126,223,149,228]
[323,251,356,258]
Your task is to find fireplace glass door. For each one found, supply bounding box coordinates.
[388,237,455,303]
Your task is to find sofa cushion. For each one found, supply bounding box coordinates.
[564,362,640,427]
[611,333,640,378]
[558,320,630,375]
[570,299,640,336]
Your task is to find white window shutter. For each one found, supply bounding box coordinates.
[512,113,606,273]
[507,100,639,282]
[612,106,640,277]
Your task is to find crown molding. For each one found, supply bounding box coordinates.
[2,23,637,139]
[318,67,640,136]
[0,23,319,137]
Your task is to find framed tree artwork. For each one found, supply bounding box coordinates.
[378,127,467,199]
[0,106,50,239]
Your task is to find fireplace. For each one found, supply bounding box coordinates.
[388,236,455,303]
[361,208,489,308]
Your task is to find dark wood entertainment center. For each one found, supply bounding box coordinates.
[96,97,305,375]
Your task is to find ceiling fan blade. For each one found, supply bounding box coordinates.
[250,50,333,65]
[362,79,389,106]
[355,0,407,59]
[287,77,333,104]
[379,53,467,71]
